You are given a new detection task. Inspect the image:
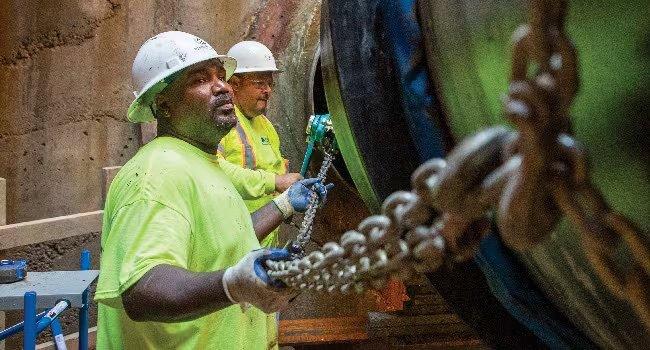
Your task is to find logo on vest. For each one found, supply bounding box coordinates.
[260,136,270,145]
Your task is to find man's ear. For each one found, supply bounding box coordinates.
[229,75,241,92]
[154,94,172,119]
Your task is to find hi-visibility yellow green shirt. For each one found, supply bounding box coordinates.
[94,136,278,350]
[217,106,288,248]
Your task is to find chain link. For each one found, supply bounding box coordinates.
[507,0,648,327]
[293,151,334,256]
[268,0,648,329]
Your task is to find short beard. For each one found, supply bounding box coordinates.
[212,109,237,129]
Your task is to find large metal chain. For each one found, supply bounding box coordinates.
[506,0,649,326]
[293,151,334,256]
[267,173,450,294]
[269,0,649,329]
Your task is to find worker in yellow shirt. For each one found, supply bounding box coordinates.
[217,41,302,248]
[94,31,330,350]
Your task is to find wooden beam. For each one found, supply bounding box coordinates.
[367,312,472,338]
[279,316,368,345]
[0,211,103,250]
[35,318,368,349]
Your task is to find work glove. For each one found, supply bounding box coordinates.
[222,249,296,313]
[272,178,334,219]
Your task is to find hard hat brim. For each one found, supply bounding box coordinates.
[127,79,167,123]
[232,67,282,74]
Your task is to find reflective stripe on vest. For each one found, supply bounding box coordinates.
[234,122,256,169]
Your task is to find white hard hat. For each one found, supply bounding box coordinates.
[227,41,280,74]
[127,31,237,123]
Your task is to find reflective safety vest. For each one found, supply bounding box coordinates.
[218,106,288,247]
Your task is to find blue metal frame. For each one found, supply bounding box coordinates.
[79,250,90,350]
[50,319,65,349]
[0,250,91,350]
[0,310,46,340]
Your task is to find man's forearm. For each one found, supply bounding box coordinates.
[122,264,232,323]
[251,201,285,241]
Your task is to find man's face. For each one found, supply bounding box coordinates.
[159,59,237,147]
[231,72,274,118]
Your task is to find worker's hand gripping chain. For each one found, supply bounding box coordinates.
[223,249,297,313]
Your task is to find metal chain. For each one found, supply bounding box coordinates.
[268,0,649,329]
[506,0,649,326]
[293,151,334,255]
[267,177,446,294]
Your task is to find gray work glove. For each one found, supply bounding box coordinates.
[222,249,296,313]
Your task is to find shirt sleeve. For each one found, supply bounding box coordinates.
[217,157,276,199]
[95,199,191,308]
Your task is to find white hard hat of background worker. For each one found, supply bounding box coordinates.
[127,31,237,123]
[226,41,280,119]
[227,41,281,74]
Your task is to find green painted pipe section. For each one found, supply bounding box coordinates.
[328,110,381,213]
[324,92,381,213]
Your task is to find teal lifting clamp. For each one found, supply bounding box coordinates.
[300,113,337,177]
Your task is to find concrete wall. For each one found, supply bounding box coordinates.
[0,0,279,224]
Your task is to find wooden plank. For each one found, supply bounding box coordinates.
[36,326,97,350]
[102,166,122,204]
[390,338,486,350]
[0,211,103,250]
[367,312,472,338]
[279,316,368,345]
[37,318,365,349]
[400,293,451,316]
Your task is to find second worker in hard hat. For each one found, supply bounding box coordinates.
[217,41,302,248]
